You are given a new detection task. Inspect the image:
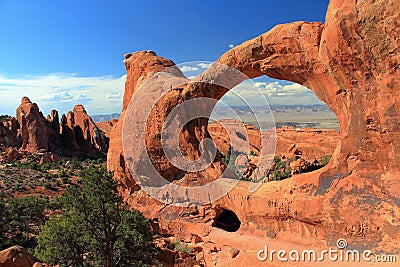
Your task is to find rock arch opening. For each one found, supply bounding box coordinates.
[209,77,341,182]
[213,208,241,232]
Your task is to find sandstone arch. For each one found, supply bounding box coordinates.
[111,0,399,188]
[108,0,400,254]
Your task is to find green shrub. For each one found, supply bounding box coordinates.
[268,156,292,181]
[61,176,69,185]
[318,155,332,166]
[173,241,192,254]
[249,150,258,156]
[0,195,47,250]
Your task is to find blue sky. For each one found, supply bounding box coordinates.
[0,0,329,116]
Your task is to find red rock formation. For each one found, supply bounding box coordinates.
[16,97,57,152]
[108,0,400,262]
[95,119,117,140]
[208,119,261,156]
[0,118,20,148]
[60,112,79,151]
[0,98,107,159]
[217,1,400,177]
[60,105,108,154]
[276,127,340,161]
[209,121,340,179]
[107,51,176,188]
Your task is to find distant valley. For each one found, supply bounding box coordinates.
[91,104,339,130]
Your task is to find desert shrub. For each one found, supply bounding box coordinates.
[0,115,11,121]
[220,150,239,173]
[318,155,332,166]
[0,195,47,250]
[173,241,192,254]
[44,182,53,190]
[61,176,70,185]
[58,170,68,178]
[268,156,292,181]
[69,159,82,170]
[40,163,51,171]
[54,180,62,187]
[17,162,41,171]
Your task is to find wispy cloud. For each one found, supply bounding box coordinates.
[106,92,123,102]
[220,80,323,106]
[254,81,314,98]
[0,73,125,116]
[197,63,212,69]
[40,91,92,102]
[178,63,212,74]
[179,66,199,72]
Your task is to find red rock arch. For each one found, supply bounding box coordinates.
[107,0,400,254]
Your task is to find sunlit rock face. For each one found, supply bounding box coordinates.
[107,0,400,264]
[0,97,108,157]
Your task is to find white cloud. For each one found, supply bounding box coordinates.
[0,73,125,116]
[219,80,323,106]
[228,44,234,48]
[254,81,313,97]
[179,66,199,72]
[74,93,92,102]
[40,91,92,103]
[40,91,73,102]
[107,92,122,99]
[197,63,212,69]
[106,92,123,103]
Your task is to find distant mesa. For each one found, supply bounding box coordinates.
[91,113,120,123]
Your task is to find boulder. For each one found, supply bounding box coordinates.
[0,246,38,267]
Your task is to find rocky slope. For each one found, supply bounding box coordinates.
[107,0,399,265]
[208,120,339,180]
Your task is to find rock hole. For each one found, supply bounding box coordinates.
[213,208,241,232]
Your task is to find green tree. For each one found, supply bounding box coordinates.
[0,194,7,247]
[35,166,157,267]
[1,196,47,250]
[35,214,88,267]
